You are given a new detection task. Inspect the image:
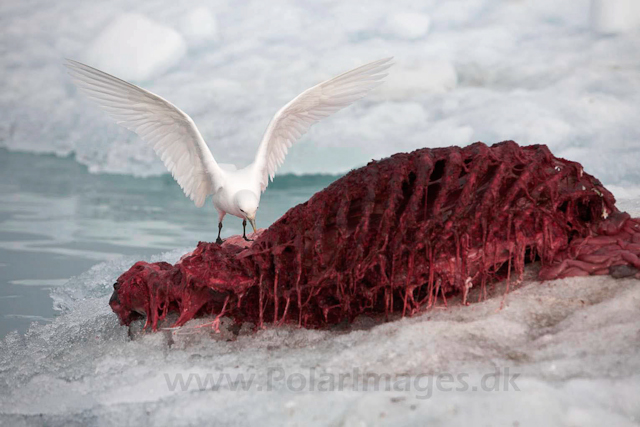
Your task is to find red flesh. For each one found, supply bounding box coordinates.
[109,141,640,330]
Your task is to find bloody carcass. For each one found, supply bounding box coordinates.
[110,141,640,330]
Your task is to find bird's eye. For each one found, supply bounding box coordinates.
[240,209,245,213]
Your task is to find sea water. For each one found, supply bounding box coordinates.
[0,148,337,337]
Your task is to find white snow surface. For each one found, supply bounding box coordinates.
[1,0,640,187]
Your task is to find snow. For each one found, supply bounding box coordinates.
[84,13,187,82]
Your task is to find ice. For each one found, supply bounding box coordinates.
[381,12,431,40]
[0,0,639,185]
[84,13,187,82]
[590,0,640,34]
[179,7,220,48]
[379,60,458,100]
[1,248,640,425]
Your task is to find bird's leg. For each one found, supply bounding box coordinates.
[216,221,224,245]
[242,219,253,242]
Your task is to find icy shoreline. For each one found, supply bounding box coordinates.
[1,245,639,425]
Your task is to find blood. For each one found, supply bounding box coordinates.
[109,141,640,330]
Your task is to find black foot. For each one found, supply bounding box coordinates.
[216,221,224,245]
[242,219,253,242]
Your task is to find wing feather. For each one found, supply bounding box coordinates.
[65,59,224,207]
[252,57,392,192]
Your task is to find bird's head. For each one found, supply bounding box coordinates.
[235,190,259,232]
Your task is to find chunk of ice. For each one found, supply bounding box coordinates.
[84,13,187,81]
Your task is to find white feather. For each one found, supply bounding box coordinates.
[252,57,393,192]
[64,59,224,208]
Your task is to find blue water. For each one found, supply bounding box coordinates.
[0,148,338,338]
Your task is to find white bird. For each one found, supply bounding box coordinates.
[65,57,393,243]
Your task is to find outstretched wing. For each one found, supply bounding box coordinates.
[65,59,224,207]
[252,57,393,192]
